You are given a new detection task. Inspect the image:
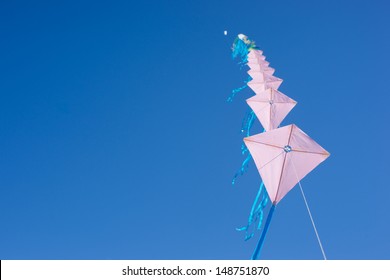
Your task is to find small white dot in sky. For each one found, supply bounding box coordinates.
[224,30,227,35]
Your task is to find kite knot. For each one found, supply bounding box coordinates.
[283,145,292,153]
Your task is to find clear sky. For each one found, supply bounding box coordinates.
[0,0,389,260]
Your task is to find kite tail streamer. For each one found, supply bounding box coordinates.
[231,111,255,184]
[232,153,252,185]
[233,125,264,185]
[232,37,249,64]
[227,83,248,102]
[241,144,248,155]
[232,34,258,65]
[256,193,269,230]
[227,76,252,102]
[251,204,276,260]
[230,109,253,184]
[228,34,257,102]
[236,182,269,240]
[241,109,256,136]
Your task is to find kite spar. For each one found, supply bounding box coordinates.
[230,34,330,259]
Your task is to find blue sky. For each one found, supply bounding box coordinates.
[0,0,389,259]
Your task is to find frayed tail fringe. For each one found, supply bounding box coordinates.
[236,182,269,240]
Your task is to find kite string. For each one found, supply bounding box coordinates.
[298,181,327,260]
[291,160,327,260]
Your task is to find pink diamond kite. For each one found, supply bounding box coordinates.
[248,67,275,77]
[247,49,263,57]
[247,59,270,69]
[247,62,275,74]
[244,124,330,205]
[247,55,270,69]
[247,74,283,93]
[247,50,266,64]
[246,88,297,131]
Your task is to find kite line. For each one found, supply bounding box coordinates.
[291,158,327,259]
[299,182,327,260]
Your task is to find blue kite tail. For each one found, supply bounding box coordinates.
[232,153,252,185]
[236,182,269,240]
[227,77,252,102]
[232,37,249,64]
[227,84,248,102]
[241,109,256,137]
[251,204,276,260]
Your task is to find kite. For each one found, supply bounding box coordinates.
[229,34,330,259]
[246,88,297,132]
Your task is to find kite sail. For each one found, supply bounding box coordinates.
[247,88,297,132]
[244,124,329,205]
[230,34,330,259]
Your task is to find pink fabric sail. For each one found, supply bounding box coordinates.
[246,49,281,91]
[247,50,274,74]
[247,50,266,63]
[247,62,275,74]
[247,75,283,93]
[247,60,270,69]
[246,88,297,131]
[244,124,330,204]
[248,67,275,76]
[247,49,263,58]
[248,54,266,62]
[249,49,263,56]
